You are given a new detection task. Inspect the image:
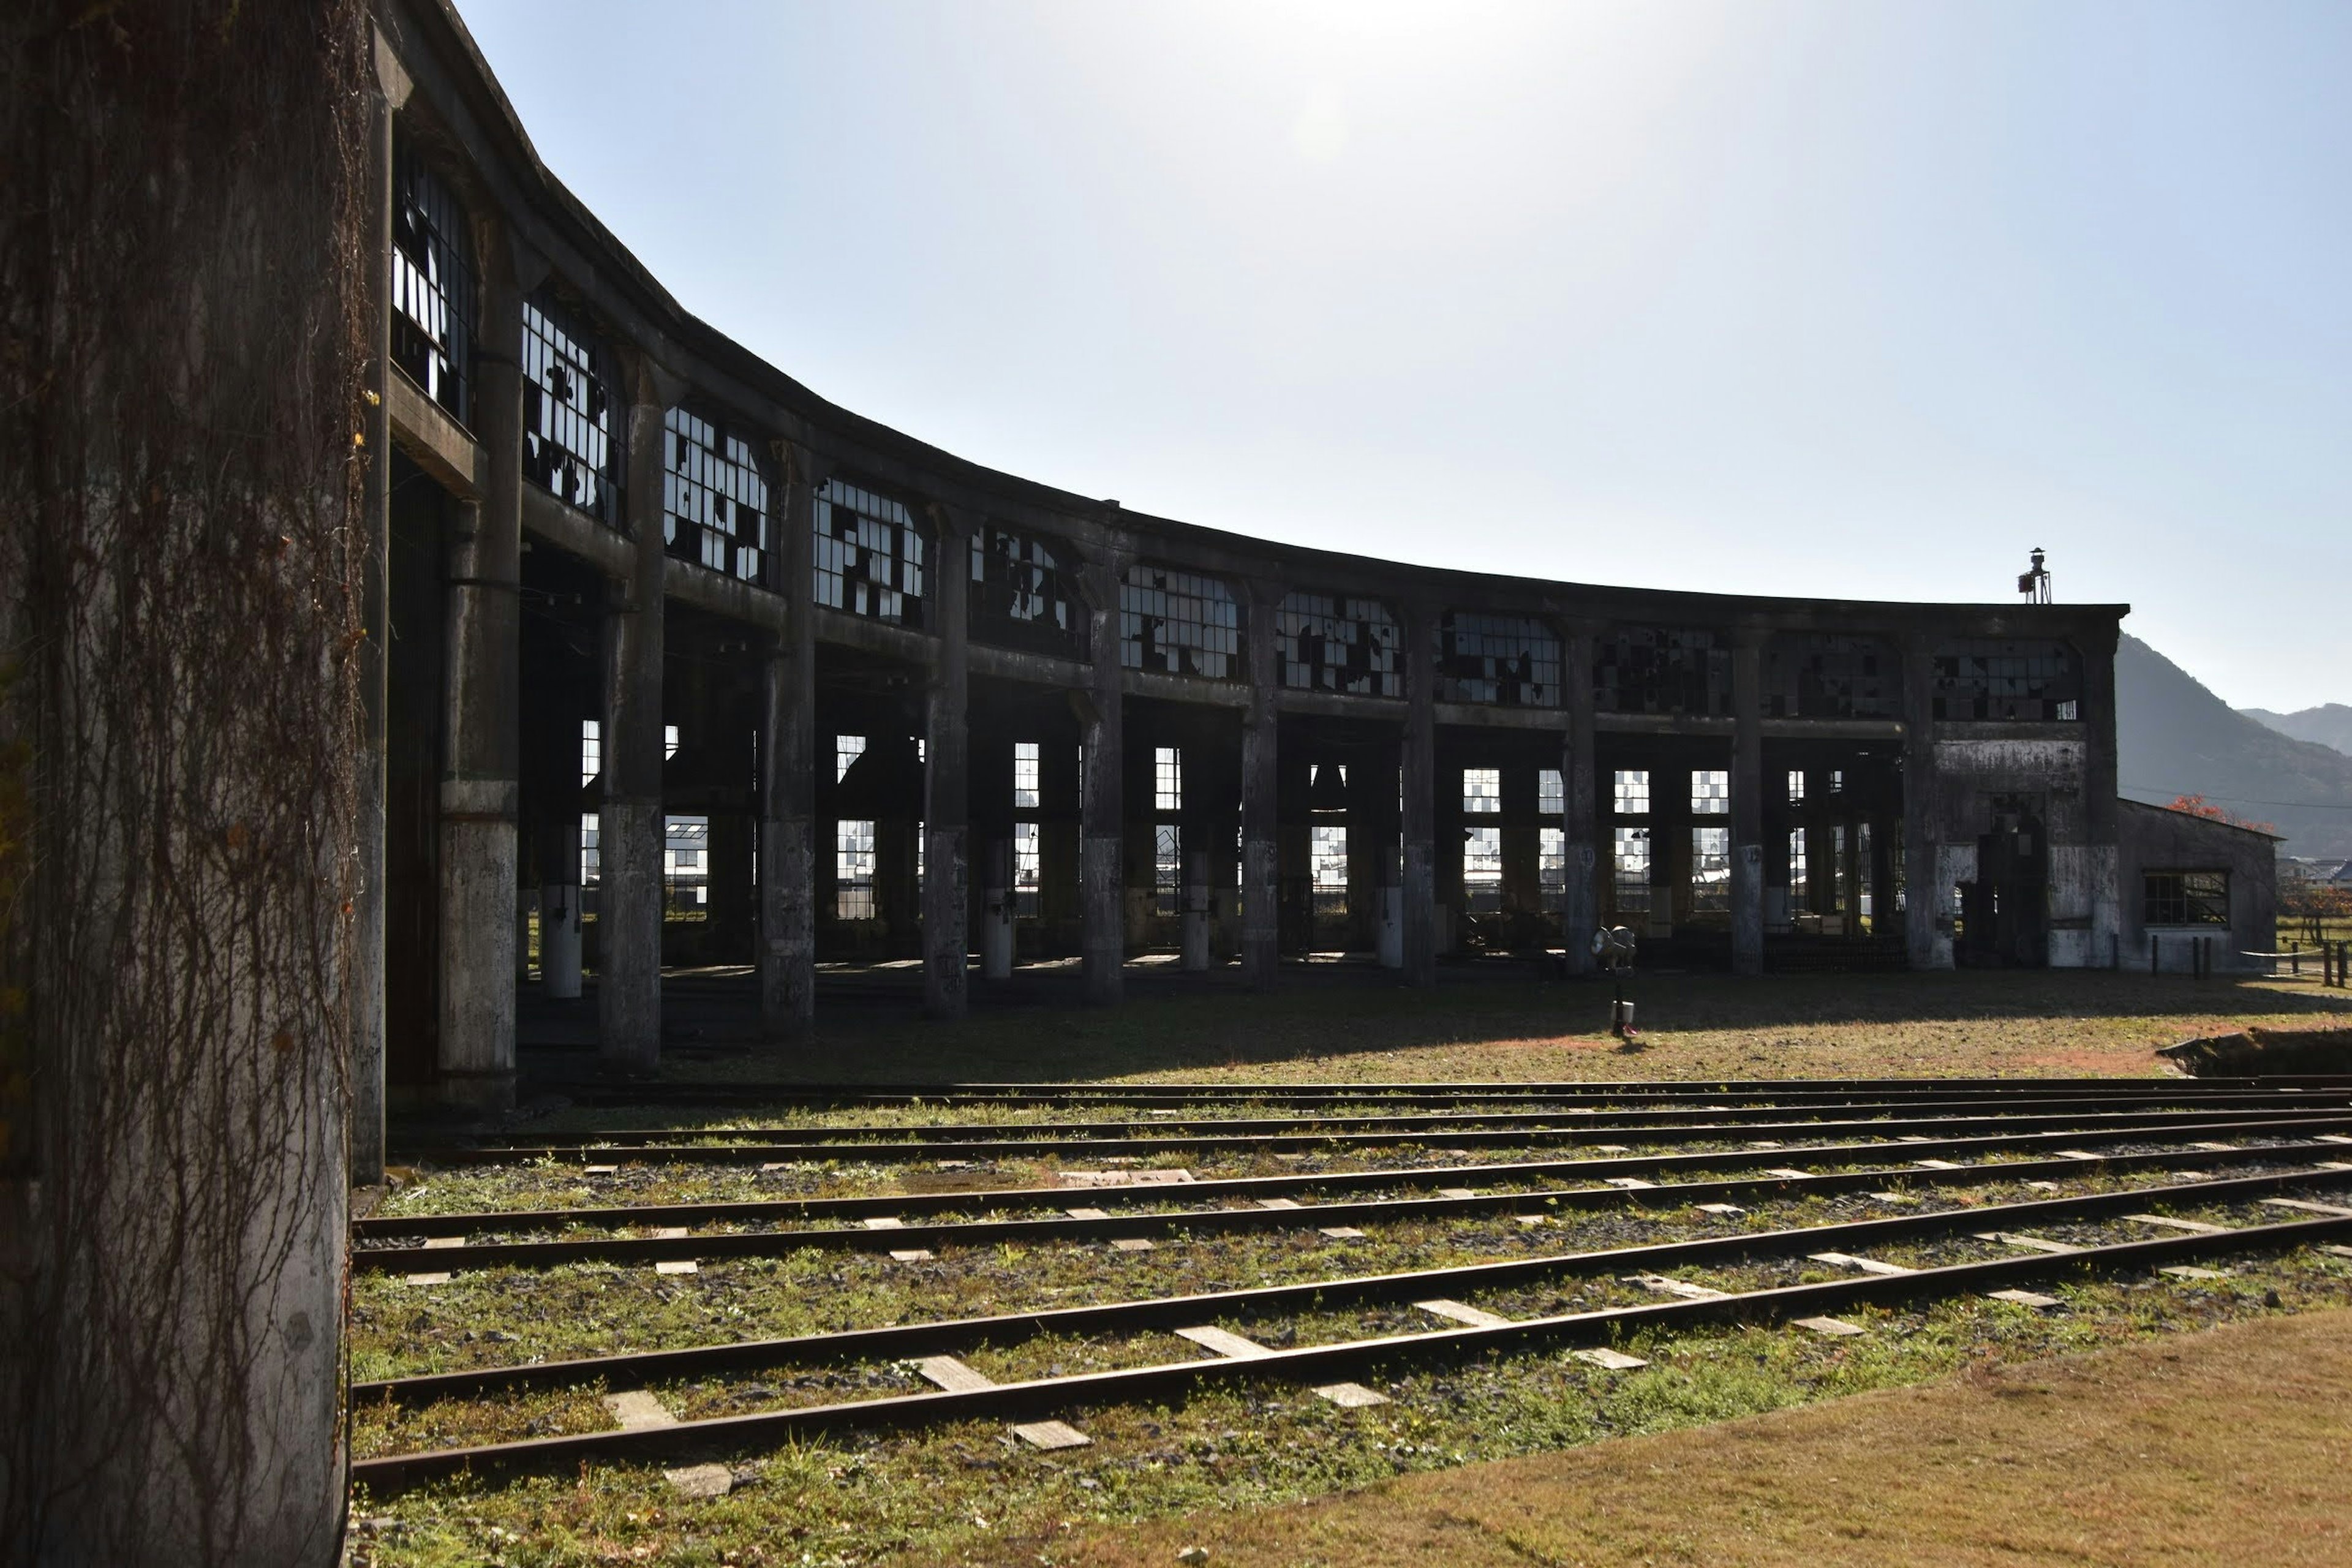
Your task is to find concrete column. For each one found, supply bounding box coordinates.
[1562,623,1598,972]
[436,268,523,1110]
[599,376,671,1072]
[924,506,973,1018]
[1901,633,1949,968]
[1079,556,1125,1003]
[758,447,819,1036]
[1242,581,1281,987]
[1182,847,1212,970]
[351,75,394,1180]
[981,836,1016,978]
[1402,603,1438,986]
[2079,625,2122,966]
[1731,633,1765,976]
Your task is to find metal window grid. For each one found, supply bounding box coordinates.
[815,479,927,627]
[1932,641,2081,722]
[1463,767,1501,815]
[2143,870,2228,926]
[1691,769,1731,815]
[521,293,622,527]
[836,820,876,920]
[1613,826,1649,913]
[1613,769,1651,815]
[1154,824,1183,916]
[1155,747,1183,813]
[1595,627,1730,717]
[1121,566,1240,680]
[663,407,771,583]
[1277,593,1401,698]
[1691,826,1732,913]
[1765,633,1897,719]
[970,526,1082,657]
[390,134,475,426]
[1436,613,1559,707]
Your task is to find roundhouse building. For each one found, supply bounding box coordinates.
[358,4,2149,1153]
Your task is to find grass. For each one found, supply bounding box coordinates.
[347,1247,2352,1567]
[1060,1304,2352,1567]
[345,970,2352,1565]
[628,970,2350,1088]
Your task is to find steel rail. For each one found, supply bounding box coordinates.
[350,1205,2352,1492]
[428,1088,2352,1150]
[355,1110,2352,1244]
[352,1165,2352,1401]
[521,1075,2352,1110]
[395,1102,2352,1167]
[351,1129,2352,1273]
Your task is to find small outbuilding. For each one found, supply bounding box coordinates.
[2116,798,2280,973]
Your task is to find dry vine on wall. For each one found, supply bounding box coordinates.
[1,2,369,1564]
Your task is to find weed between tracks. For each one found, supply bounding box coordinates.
[349,1244,2352,1567]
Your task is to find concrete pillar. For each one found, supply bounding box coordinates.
[1242,581,1281,987]
[436,268,523,1110]
[351,77,393,1181]
[981,835,1016,978]
[759,447,819,1036]
[2079,625,2122,966]
[598,375,671,1072]
[924,506,973,1017]
[1561,622,1598,972]
[1402,603,1438,985]
[1731,633,1764,975]
[1901,633,1949,968]
[1182,847,1212,970]
[1079,556,1125,1003]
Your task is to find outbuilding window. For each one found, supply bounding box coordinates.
[2143,870,2228,927]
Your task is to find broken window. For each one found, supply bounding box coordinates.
[521,292,623,527]
[835,820,876,919]
[390,134,475,425]
[1932,641,2081,722]
[1539,827,1566,913]
[1788,769,1806,805]
[663,408,771,583]
[1463,826,1504,912]
[1154,824,1183,917]
[1789,827,1808,907]
[1013,741,1040,811]
[1691,770,1730,815]
[1121,566,1240,680]
[1277,593,1401,698]
[1539,768,1564,818]
[1613,826,1650,914]
[1012,821,1042,918]
[1312,825,1349,916]
[1463,768,1501,815]
[581,718,601,788]
[815,478,927,627]
[1764,633,1897,719]
[1436,613,1559,707]
[970,524,1083,658]
[1613,769,1650,815]
[835,734,865,783]
[1691,827,1732,915]
[1155,747,1183,812]
[2143,870,2228,926]
[1594,628,1730,717]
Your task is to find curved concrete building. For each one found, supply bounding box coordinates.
[358,2,2176,1148]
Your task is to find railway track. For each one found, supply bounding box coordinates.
[353,1166,2352,1491]
[414,1087,2352,1152]
[353,1078,2352,1499]
[396,1099,2352,1167]
[353,1124,2352,1271]
[524,1075,2352,1111]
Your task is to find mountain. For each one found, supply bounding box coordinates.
[2239,703,2352,758]
[2116,635,2352,858]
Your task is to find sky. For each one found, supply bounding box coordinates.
[459,0,2351,712]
